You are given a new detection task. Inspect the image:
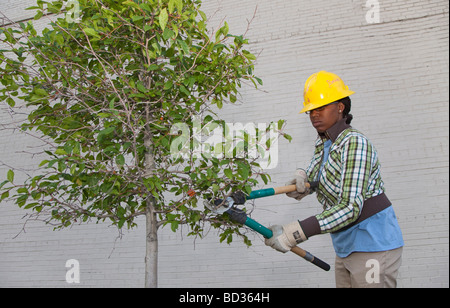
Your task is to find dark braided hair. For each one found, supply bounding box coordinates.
[339,96,353,124]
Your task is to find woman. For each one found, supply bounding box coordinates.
[265,71,404,288]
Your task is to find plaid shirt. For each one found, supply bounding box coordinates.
[306,120,385,234]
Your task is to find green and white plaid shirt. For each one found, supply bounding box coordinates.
[306,122,385,234]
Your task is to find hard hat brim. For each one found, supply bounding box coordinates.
[299,90,355,114]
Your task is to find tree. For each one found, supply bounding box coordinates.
[0,0,290,287]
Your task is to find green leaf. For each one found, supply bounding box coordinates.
[284,133,293,142]
[242,50,256,61]
[1,191,10,201]
[115,154,125,166]
[34,10,44,20]
[159,8,169,31]
[163,28,175,40]
[237,162,249,180]
[24,202,38,209]
[6,97,16,107]
[199,10,207,21]
[7,170,14,183]
[118,218,126,229]
[211,183,220,193]
[164,81,173,90]
[222,22,229,37]
[34,88,47,97]
[144,24,153,32]
[99,126,115,136]
[148,64,160,71]
[260,173,269,185]
[123,0,141,10]
[132,15,144,22]
[139,2,152,12]
[97,126,115,143]
[171,220,179,232]
[55,148,67,155]
[17,194,28,207]
[244,185,252,195]
[224,168,233,180]
[179,85,190,96]
[0,180,8,190]
[178,39,189,54]
[175,0,183,13]
[137,82,149,93]
[83,28,100,39]
[277,119,285,130]
[168,0,175,13]
[98,113,110,118]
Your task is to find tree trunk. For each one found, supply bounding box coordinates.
[144,120,158,288]
[145,199,158,288]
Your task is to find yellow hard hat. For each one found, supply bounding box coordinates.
[300,71,355,114]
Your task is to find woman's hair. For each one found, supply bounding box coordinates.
[339,96,353,124]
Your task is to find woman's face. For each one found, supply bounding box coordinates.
[308,101,344,133]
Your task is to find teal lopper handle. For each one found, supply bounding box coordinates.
[244,217,273,238]
[247,188,276,200]
[243,216,330,271]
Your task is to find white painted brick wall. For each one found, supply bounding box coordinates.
[0,0,448,288]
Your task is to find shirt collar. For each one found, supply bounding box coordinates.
[318,117,351,142]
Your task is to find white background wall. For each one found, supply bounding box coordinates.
[0,0,448,288]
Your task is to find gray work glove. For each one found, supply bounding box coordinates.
[264,221,308,253]
[286,169,310,201]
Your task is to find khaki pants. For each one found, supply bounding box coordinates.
[335,247,403,288]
